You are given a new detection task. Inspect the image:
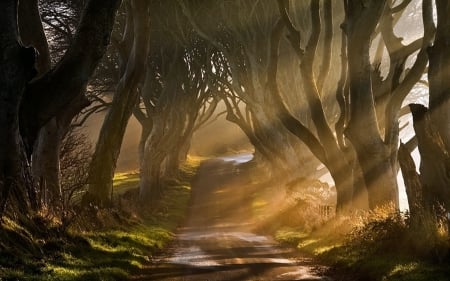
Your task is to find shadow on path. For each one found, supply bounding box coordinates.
[133,158,332,281]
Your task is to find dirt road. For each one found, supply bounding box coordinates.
[136,158,331,280]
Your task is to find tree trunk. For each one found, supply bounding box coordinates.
[87,97,136,206]
[17,0,119,210]
[32,96,90,207]
[328,161,354,213]
[0,0,38,215]
[398,143,423,218]
[32,118,61,206]
[273,9,357,212]
[251,103,302,176]
[139,115,166,203]
[138,120,152,169]
[86,0,150,206]
[351,156,369,210]
[410,104,450,210]
[18,0,54,208]
[428,0,450,151]
[21,0,121,154]
[0,0,120,216]
[18,0,51,76]
[344,0,397,209]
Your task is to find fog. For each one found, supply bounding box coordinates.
[83,102,253,172]
[83,112,140,172]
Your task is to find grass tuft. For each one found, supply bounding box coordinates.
[273,204,450,281]
[0,158,199,281]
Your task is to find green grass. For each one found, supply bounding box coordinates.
[40,219,178,281]
[0,159,200,281]
[113,171,140,193]
[274,226,450,281]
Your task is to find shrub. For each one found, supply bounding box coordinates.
[348,204,408,255]
[407,205,449,260]
[278,177,336,231]
[60,128,92,209]
[346,203,449,260]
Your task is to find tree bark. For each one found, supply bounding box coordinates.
[398,143,423,218]
[21,0,121,155]
[18,0,91,208]
[18,0,53,207]
[344,0,398,209]
[18,0,51,76]
[0,0,38,215]
[428,0,450,150]
[86,0,150,207]
[276,1,359,212]
[32,96,89,207]
[140,115,167,202]
[410,104,450,210]
[0,0,119,216]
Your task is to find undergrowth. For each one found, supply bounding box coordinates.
[0,157,200,281]
[273,204,450,281]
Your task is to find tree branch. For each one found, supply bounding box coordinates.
[21,0,121,153]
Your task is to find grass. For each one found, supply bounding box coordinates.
[0,157,200,281]
[113,171,140,195]
[246,174,450,281]
[274,221,450,281]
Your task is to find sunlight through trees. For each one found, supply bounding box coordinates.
[0,0,448,279]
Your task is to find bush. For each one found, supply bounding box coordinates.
[348,204,408,255]
[407,205,449,260]
[278,177,336,231]
[60,128,92,209]
[346,203,449,260]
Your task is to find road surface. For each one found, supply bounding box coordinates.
[134,158,331,280]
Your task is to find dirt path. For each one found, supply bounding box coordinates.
[134,158,331,280]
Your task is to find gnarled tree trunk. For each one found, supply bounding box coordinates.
[410,104,450,210]
[344,0,398,209]
[0,0,38,215]
[1,0,121,215]
[428,0,450,150]
[86,0,150,206]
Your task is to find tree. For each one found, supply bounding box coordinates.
[399,0,450,219]
[22,0,119,209]
[134,1,217,202]
[180,0,306,178]
[272,0,432,210]
[273,0,357,212]
[428,0,450,151]
[85,0,150,206]
[344,0,433,209]
[59,128,92,209]
[0,0,120,216]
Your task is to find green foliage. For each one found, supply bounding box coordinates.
[273,205,450,281]
[349,205,409,256]
[112,172,140,194]
[407,206,449,259]
[39,223,172,281]
[0,217,45,280]
[0,158,199,281]
[275,227,308,246]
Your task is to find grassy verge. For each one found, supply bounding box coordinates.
[247,170,450,281]
[0,157,200,281]
[274,219,450,281]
